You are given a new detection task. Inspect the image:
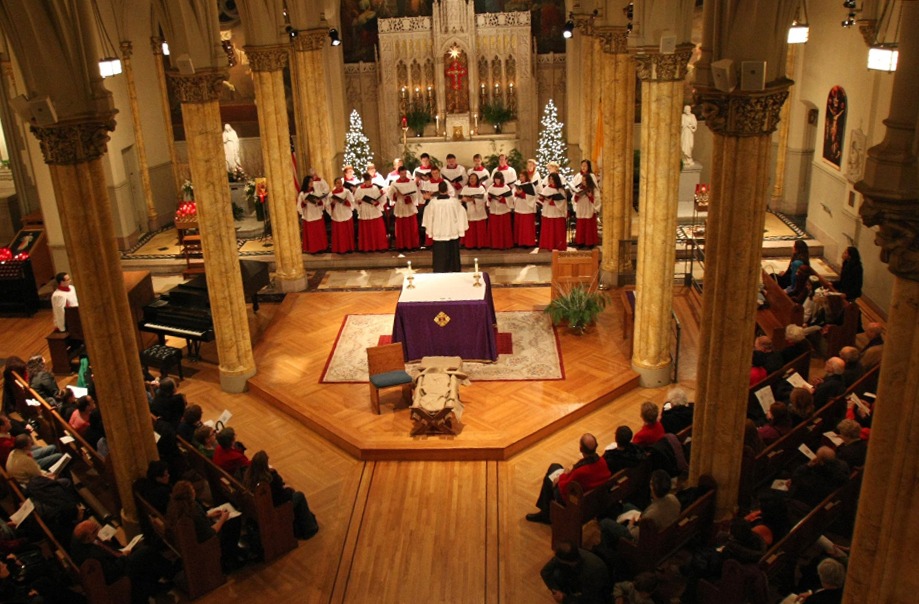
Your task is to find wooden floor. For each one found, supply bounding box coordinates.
[0,286,702,604]
[249,287,640,460]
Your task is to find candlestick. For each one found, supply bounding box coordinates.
[435,114,439,132]
[407,260,412,272]
[474,257,479,273]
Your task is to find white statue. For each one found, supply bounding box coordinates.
[681,106,698,167]
[223,123,242,172]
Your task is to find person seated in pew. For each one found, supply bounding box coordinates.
[809,358,847,409]
[26,355,60,404]
[68,395,95,438]
[660,388,694,434]
[830,246,863,303]
[601,469,682,544]
[745,494,792,547]
[213,428,250,478]
[135,460,172,515]
[757,402,793,445]
[782,557,846,604]
[613,571,665,604]
[150,378,187,428]
[776,239,810,290]
[788,388,815,426]
[750,353,769,387]
[743,419,765,457]
[525,433,611,524]
[753,336,785,374]
[844,391,873,436]
[781,325,811,364]
[5,434,66,486]
[834,419,867,468]
[603,426,648,474]
[788,447,850,509]
[1,417,61,472]
[539,541,611,604]
[243,451,319,540]
[838,346,864,387]
[70,518,174,603]
[856,322,884,370]
[632,403,665,446]
[2,356,28,416]
[176,404,203,444]
[165,480,250,574]
[193,425,217,459]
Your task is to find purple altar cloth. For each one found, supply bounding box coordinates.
[392,272,497,362]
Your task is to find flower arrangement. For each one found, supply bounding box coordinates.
[181,179,194,201]
[244,180,256,205]
[405,102,433,136]
[228,166,247,183]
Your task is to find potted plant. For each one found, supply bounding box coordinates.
[405,103,432,137]
[544,284,609,335]
[481,101,514,133]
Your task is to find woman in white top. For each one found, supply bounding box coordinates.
[387,166,420,251]
[538,172,569,251]
[570,159,601,247]
[298,173,329,253]
[512,171,538,248]
[460,172,488,249]
[327,177,355,253]
[486,172,514,250]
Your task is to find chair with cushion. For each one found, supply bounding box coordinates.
[367,343,413,414]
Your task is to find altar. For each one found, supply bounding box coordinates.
[392,272,498,363]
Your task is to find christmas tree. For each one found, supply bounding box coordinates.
[536,99,572,181]
[342,109,374,172]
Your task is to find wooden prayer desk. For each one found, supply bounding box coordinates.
[392,272,498,362]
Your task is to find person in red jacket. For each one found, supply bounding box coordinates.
[526,433,611,524]
[212,427,250,477]
[632,402,665,446]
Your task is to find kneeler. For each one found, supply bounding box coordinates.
[410,356,469,436]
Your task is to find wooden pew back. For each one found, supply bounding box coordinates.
[758,269,803,351]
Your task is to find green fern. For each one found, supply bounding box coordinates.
[544,284,609,333]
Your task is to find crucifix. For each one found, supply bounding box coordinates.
[444,47,469,114]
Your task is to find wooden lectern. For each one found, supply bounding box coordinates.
[550,250,600,300]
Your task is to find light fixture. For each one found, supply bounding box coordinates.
[843,0,856,8]
[328,28,341,46]
[787,0,809,44]
[867,46,898,71]
[285,25,298,39]
[161,41,170,55]
[90,0,122,78]
[562,17,574,39]
[841,12,856,27]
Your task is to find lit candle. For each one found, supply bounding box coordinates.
[401,86,406,98]
[435,114,440,131]
[401,115,407,128]
[474,257,479,273]
[473,112,478,129]
[408,260,412,272]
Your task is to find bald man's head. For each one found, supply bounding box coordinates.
[815,446,837,465]
[825,357,845,375]
[579,433,598,456]
[839,346,859,363]
[865,322,883,340]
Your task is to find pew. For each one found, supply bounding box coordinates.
[757,269,803,352]
[177,436,298,563]
[617,475,717,574]
[133,484,226,598]
[549,461,651,550]
[748,347,811,421]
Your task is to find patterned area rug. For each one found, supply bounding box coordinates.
[321,311,564,383]
[677,210,807,241]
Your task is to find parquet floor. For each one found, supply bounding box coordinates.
[0,285,701,604]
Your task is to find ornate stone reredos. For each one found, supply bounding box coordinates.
[168,70,228,103]
[695,80,792,138]
[244,45,290,72]
[632,44,694,82]
[31,114,118,165]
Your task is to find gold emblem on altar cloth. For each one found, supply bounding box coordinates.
[434,312,451,327]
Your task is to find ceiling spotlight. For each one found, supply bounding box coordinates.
[328,28,341,46]
[842,12,856,27]
[285,25,298,39]
[562,19,574,39]
[843,0,856,8]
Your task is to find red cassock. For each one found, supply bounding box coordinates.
[395,215,420,250]
[302,219,328,253]
[539,217,568,251]
[464,220,488,249]
[331,218,355,253]
[514,213,537,247]
[358,217,389,251]
[575,215,599,246]
[488,213,513,249]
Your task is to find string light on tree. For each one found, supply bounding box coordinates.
[536,99,572,181]
[342,109,374,172]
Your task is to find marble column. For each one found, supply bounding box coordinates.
[246,45,306,292]
[770,45,797,210]
[290,30,334,181]
[630,46,693,386]
[688,85,790,519]
[845,3,919,600]
[31,118,159,531]
[119,41,159,231]
[597,29,635,285]
[150,37,183,194]
[170,70,256,392]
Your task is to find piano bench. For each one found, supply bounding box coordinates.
[141,345,184,381]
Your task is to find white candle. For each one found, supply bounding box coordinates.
[474,258,479,273]
[407,261,412,272]
[435,114,440,131]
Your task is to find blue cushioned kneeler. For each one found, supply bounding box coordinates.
[370,370,412,388]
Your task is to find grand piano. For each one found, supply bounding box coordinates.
[139,260,270,359]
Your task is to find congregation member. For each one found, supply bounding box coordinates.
[486,171,514,250]
[539,541,610,604]
[603,469,681,543]
[354,172,388,252]
[788,446,849,508]
[660,387,694,434]
[459,172,488,249]
[491,152,517,186]
[538,171,569,251]
[422,181,468,273]
[213,427,250,477]
[834,418,867,468]
[150,377,187,428]
[777,239,810,290]
[69,395,95,437]
[244,450,319,540]
[788,387,815,425]
[811,357,847,408]
[2,355,27,415]
[525,433,610,524]
[328,177,356,254]
[839,346,864,387]
[177,404,203,443]
[753,335,784,374]
[570,160,601,247]
[297,172,329,254]
[757,402,792,445]
[602,426,647,474]
[27,354,60,403]
[51,271,79,333]
[6,433,65,484]
[632,402,665,446]
[441,153,467,194]
[166,480,248,573]
[512,170,538,248]
[388,165,421,251]
[830,246,863,302]
[468,153,490,187]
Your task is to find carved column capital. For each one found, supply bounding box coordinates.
[596,27,629,54]
[31,117,117,165]
[290,29,326,52]
[632,44,693,82]
[150,36,164,56]
[245,45,290,72]
[858,193,919,281]
[119,40,133,60]
[695,81,792,137]
[168,70,227,103]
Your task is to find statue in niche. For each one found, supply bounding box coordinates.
[681,106,698,167]
[444,51,469,114]
[223,123,242,173]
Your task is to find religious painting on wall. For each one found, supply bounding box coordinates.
[341,1,432,63]
[823,86,847,169]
